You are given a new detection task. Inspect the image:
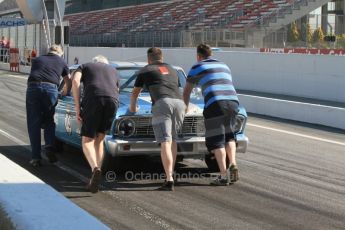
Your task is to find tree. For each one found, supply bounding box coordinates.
[306,23,312,44]
[301,23,312,44]
[287,21,300,43]
[312,27,324,43]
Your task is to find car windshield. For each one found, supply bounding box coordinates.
[118,67,186,93]
[117,67,141,92]
[64,66,187,94]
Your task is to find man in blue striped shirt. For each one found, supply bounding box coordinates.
[183,44,239,186]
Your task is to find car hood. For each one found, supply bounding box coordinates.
[116,92,205,117]
[116,92,247,117]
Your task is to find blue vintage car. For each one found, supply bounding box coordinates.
[54,61,248,171]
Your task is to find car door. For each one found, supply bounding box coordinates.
[54,74,82,148]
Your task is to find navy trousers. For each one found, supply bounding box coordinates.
[26,82,58,160]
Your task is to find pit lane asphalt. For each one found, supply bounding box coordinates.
[1,70,345,230]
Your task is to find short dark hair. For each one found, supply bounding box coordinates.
[147,47,162,62]
[197,43,212,59]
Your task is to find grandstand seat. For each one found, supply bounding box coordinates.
[64,0,300,42]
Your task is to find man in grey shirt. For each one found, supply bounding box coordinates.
[129,47,185,191]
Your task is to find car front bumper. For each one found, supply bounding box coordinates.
[104,134,248,157]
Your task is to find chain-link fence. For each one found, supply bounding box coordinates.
[68,13,345,49]
[70,30,185,47]
[261,14,345,48]
[69,29,247,48]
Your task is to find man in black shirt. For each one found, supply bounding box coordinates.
[26,44,71,167]
[129,47,186,191]
[72,55,120,193]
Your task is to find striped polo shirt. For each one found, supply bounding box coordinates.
[187,58,239,108]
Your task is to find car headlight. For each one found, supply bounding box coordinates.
[117,118,135,137]
[232,115,246,133]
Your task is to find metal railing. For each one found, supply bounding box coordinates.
[69,25,345,49]
[246,0,310,29]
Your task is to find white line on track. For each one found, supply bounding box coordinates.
[0,129,27,146]
[247,123,345,146]
[1,74,27,80]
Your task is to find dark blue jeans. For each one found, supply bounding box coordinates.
[26,82,58,160]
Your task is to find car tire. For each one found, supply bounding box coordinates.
[54,138,64,152]
[204,153,230,172]
[176,155,184,163]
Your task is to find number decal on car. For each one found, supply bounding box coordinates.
[64,110,72,135]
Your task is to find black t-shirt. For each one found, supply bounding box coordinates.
[76,62,120,102]
[134,62,182,104]
[28,54,69,85]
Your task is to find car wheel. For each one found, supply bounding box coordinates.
[176,155,184,163]
[204,152,230,172]
[54,138,64,152]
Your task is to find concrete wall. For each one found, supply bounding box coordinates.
[239,94,345,130]
[69,47,345,103]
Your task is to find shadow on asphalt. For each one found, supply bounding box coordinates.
[102,158,215,191]
[109,181,213,192]
[0,145,90,194]
[0,145,215,193]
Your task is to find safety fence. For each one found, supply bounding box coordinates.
[69,14,345,49]
[0,24,41,66]
[69,27,345,49]
[69,30,247,48]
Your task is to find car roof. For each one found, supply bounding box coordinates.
[70,61,184,72]
[211,47,222,51]
[110,61,147,68]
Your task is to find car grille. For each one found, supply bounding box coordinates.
[181,116,205,137]
[119,116,205,138]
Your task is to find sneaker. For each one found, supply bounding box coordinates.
[229,164,239,183]
[210,175,229,186]
[87,167,102,193]
[29,159,42,167]
[157,180,174,191]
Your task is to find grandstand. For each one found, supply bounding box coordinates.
[1,0,344,48]
[0,0,18,14]
[63,0,344,47]
[0,0,17,10]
